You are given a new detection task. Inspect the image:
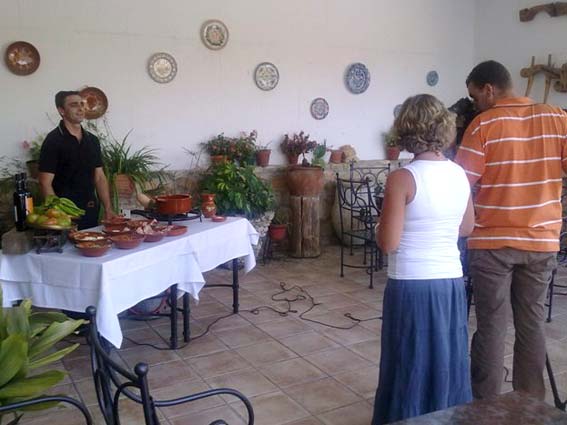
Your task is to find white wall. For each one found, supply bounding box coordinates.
[0,0,475,169]
[474,0,567,108]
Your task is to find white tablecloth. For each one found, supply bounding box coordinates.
[0,217,259,347]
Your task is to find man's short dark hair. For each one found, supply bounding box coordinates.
[466,60,512,90]
[55,91,80,109]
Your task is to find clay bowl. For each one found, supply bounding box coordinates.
[103,222,133,232]
[127,219,153,229]
[110,233,145,250]
[155,194,192,215]
[70,231,109,244]
[166,225,188,237]
[75,241,112,257]
[211,215,226,223]
[143,231,166,243]
[102,227,133,237]
[101,217,129,226]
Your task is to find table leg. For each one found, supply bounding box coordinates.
[170,284,178,349]
[183,292,190,342]
[232,258,239,313]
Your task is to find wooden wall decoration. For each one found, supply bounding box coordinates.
[521,54,567,103]
[519,2,567,21]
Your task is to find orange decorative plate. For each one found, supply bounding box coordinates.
[5,41,40,76]
[79,86,108,119]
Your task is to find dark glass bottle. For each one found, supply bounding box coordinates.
[13,174,27,231]
[20,172,34,217]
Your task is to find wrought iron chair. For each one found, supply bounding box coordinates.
[86,306,254,425]
[349,163,390,265]
[0,395,93,424]
[336,174,381,288]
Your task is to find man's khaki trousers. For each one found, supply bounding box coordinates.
[468,248,556,400]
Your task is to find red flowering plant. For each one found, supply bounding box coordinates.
[233,130,257,165]
[203,133,232,157]
[21,134,45,162]
[280,131,317,159]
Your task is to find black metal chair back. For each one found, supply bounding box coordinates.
[349,162,391,213]
[336,174,382,288]
[86,306,254,425]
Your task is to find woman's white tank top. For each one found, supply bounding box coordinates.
[387,160,470,280]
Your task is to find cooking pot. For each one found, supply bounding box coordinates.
[155,194,192,215]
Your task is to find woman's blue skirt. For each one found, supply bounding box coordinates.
[371,277,472,425]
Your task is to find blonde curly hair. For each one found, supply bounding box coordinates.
[393,94,456,154]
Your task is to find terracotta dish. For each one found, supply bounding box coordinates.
[79,86,108,119]
[102,228,132,236]
[155,194,192,215]
[211,215,226,222]
[128,219,153,228]
[110,234,145,249]
[143,231,165,243]
[70,231,108,243]
[101,217,129,226]
[75,241,112,257]
[166,225,188,236]
[5,41,40,76]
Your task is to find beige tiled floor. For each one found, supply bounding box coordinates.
[16,247,567,424]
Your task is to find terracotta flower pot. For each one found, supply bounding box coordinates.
[386,147,400,161]
[286,166,325,196]
[268,224,287,241]
[200,193,217,218]
[155,194,192,215]
[115,174,134,196]
[256,149,271,167]
[286,153,299,165]
[26,160,39,180]
[329,150,344,164]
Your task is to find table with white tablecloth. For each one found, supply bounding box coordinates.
[0,217,259,348]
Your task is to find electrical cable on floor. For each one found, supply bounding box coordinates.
[121,280,382,351]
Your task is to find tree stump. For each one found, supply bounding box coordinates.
[290,195,320,258]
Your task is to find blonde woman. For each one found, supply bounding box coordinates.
[372,94,474,424]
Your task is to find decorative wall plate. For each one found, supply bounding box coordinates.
[345,63,370,94]
[310,98,329,120]
[5,41,40,76]
[393,104,403,118]
[147,52,177,83]
[254,62,279,91]
[79,86,108,120]
[426,70,439,86]
[201,19,229,50]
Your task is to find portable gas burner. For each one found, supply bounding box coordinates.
[32,228,69,254]
[130,208,202,225]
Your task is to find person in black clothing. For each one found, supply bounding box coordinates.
[39,91,115,229]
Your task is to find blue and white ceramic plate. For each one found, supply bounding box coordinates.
[310,97,329,120]
[345,63,370,94]
[147,52,177,84]
[426,70,439,86]
[254,62,279,91]
[201,19,229,50]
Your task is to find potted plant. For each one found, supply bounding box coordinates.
[0,289,85,424]
[280,131,317,165]
[203,133,232,165]
[383,128,400,160]
[268,209,288,241]
[233,130,257,166]
[199,161,274,219]
[328,146,344,164]
[20,134,45,180]
[255,141,272,168]
[286,137,326,197]
[84,120,168,212]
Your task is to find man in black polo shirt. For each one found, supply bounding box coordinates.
[39,91,114,229]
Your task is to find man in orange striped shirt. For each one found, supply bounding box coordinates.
[455,60,567,401]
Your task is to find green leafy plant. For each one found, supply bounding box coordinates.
[84,120,169,212]
[0,289,85,425]
[382,128,399,148]
[199,162,274,219]
[233,131,257,165]
[310,141,327,168]
[21,134,46,163]
[271,209,289,225]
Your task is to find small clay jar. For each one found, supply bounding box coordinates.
[201,193,217,218]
